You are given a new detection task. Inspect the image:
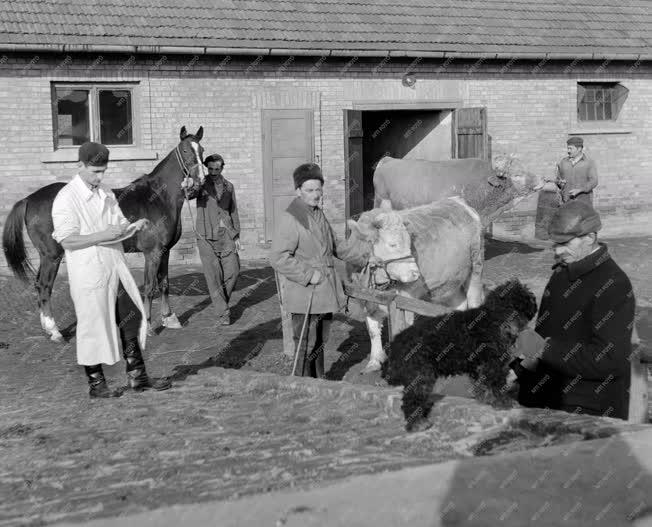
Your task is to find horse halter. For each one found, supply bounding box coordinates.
[174,143,201,187]
[176,142,210,243]
[363,254,418,291]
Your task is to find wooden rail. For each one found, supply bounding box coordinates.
[628,342,652,424]
[343,282,452,340]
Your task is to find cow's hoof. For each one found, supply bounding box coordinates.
[49,331,64,343]
[161,313,182,329]
[362,360,382,373]
[146,324,155,337]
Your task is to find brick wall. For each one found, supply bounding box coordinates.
[1,53,652,274]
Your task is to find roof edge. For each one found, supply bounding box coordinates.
[0,43,649,62]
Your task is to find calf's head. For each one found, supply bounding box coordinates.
[347,200,421,284]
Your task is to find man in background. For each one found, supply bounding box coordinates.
[196,154,241,326]
[556,136,598,204]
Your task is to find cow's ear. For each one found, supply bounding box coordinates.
[403,218,416,235]
[379,199,393,211]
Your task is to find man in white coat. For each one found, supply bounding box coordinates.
[52,142,171,398]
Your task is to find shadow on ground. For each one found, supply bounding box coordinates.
[166,267,277,328]
[484,236,546,260]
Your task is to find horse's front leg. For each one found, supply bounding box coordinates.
[143,253,159,335]
[36,253,64,342]
[158,249,182,329]
[363,313,386,373]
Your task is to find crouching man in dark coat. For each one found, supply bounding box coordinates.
[270,163,372,378]
[514,200,635,419]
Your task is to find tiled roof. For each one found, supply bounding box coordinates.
[1,0,651,58]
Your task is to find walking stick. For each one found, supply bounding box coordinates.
[274,271,295,358]
[291,285,315,377]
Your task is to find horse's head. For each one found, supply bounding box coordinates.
[347,200,421,284]
[176,126,207,195]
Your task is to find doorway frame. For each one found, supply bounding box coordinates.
[343,100,465,225]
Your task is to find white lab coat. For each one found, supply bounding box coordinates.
[52,175,147,365]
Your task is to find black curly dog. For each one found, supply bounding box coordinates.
[383,280,537,432]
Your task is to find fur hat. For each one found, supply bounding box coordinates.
[293,163,324,189]
[566,136,584,148]
[548,200,601,243]
[78,142,109,166]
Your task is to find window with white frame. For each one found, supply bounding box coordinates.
[577,82,628,122]
[51,83,138,148]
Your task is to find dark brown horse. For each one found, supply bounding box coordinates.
[2,126,207,341]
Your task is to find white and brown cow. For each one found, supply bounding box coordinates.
[347,198,484,372]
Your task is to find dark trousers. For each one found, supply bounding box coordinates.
[515,364,563,411]
[197,237,240,319]
[291,313,333,378]
[116,282,143,355]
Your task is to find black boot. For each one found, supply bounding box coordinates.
[123,340,172,392]
[85,365,122,398]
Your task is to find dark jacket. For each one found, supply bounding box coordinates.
[534,244,635,419]
[196,176,240,240]
[270,198,371,314]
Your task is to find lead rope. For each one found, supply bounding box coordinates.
[175,145,210,244]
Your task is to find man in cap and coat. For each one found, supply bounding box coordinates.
[556,136,599,205]
[52,142,171,397]
[535,136,599,240]
[270,163,373,378]
[195,153,241,326]
[512,200,635,419]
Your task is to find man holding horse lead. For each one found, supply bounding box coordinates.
[270,163,374,378]
[195,153,241,327]
[51,141,171,398]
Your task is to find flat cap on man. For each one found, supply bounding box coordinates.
[293,163,324,189]
[78,141,110,166]
[548,199,601,243]
[566,136,584,147]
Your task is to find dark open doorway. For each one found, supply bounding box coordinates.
[343,106,489,223]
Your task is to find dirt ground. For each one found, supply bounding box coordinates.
[1,236,651,526]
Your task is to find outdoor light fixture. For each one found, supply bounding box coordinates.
[402,73,417,88]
